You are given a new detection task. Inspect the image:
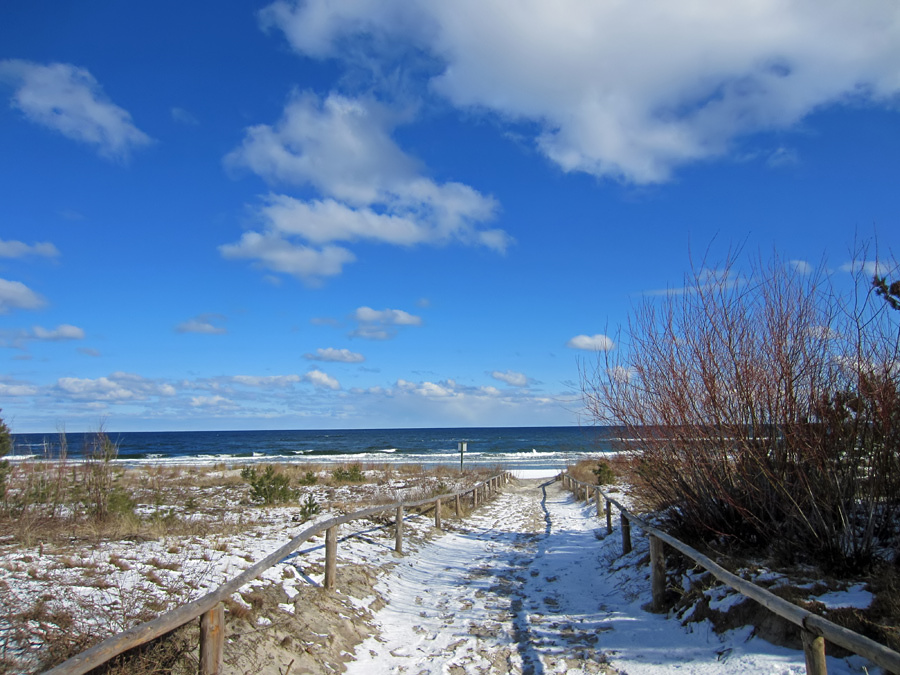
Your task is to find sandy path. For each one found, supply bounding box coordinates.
[345,478,615,674]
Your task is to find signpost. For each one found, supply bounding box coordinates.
[458,441,467,472]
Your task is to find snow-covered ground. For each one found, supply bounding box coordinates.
[1,471,883,674]
[346,477,877,675]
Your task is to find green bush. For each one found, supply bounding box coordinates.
[107,487,136,516]
[297,470,318,486]
[240,465,294,505]
[297,494,320,522]
[331,463,365,483]
[592,460,616,485]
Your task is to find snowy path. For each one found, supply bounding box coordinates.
[346,478,865,675]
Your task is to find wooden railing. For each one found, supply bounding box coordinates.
[560,473,900,675]
[43,473,511,675]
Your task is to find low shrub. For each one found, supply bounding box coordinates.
[297,470,318,486]
[240,465,294,505]
[331,464,365,483]
[593,460,616,485]
[297,494,320,522]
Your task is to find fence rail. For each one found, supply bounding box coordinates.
[43,472,510,675]
[560,473,900,675]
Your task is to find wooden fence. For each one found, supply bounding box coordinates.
[43,472,510,675]
[560,473,900,675]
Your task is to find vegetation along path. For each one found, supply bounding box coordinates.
[345,478,832,675]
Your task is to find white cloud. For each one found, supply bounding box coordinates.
[354,306,421,325]
[566,334,615,351]
[222,91,508,283]
[491,370,528,387]
[0,278,46,313]
[32,324,85,341]
[231,374,302,387]
[305,347,365,363]
[351,306,422,340]
[219,231,356,284]
[305,369,341,390]
[0,239,59,258]
[840,260,895,277]
[176,314,227,335]
[261,0,900,183]
[0,380,39,396]
[56,372,175,402]
[0,60,152,161]
[190,395,234,408]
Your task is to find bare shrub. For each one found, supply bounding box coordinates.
[582,247,900,571]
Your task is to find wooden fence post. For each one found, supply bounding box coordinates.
[473,487,478,507]
[621,513,632,554]
[435,498,442,529]
[605,500,613,535]
[649,535,666,612]
[395,505,403,555]
[455,493,461,517]
[596,488,602,517]
[324,525,338,589]
[199,602,224,675]
[802,629,828,675]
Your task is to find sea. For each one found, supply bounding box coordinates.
[10,426,620,471]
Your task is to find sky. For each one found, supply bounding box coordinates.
[1,0,899,433]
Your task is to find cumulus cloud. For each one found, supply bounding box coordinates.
[566,334,615,351]
[176,314,228,335]
[0,60,152,161]
[222,91,508,283]
[261,0,900,183]
[0,379,39,397]
[305,347,365,363]
[219,230,356,284]
[491,370,528,387]
[351,306,422,340]
[56,372,176,402]
[32,324,85,341]
[0,278,46,313]
[305,369,340,390]
[0,239,59,259]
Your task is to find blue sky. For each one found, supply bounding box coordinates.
[1,0,899,433]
